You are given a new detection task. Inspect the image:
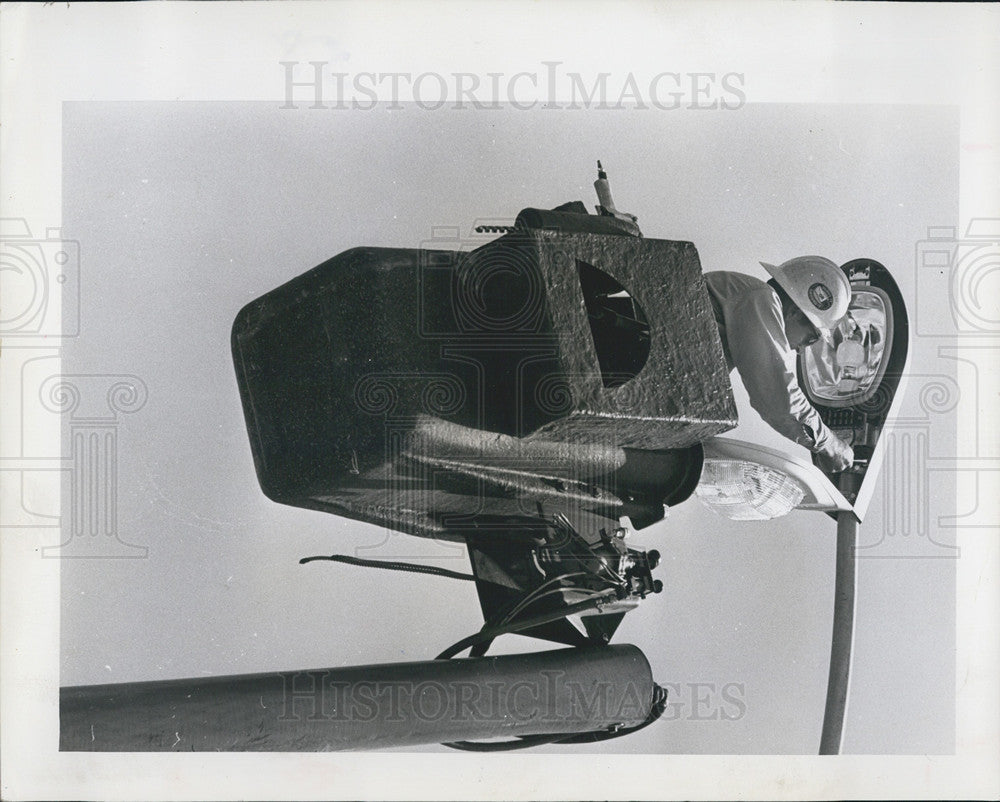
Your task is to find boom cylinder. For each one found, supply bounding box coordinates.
[61,645,655,751]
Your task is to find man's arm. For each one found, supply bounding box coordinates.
[726,287,854,471]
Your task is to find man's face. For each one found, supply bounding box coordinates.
[784,307,822,351]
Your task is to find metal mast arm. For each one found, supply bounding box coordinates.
[819,509,859,754]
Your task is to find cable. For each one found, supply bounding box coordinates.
[467,573,596,659]
[497,572,592,624]
[442,682,670,752]
[459,584,611,660]
[553,683,669,744]
[435,591,619,661]
[298,554,475,582]
[443,733,569,752]
[500,586,609,627]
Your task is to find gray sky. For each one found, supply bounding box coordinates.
[60,100,958,754]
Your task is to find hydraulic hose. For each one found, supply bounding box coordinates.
[435,590,620,660]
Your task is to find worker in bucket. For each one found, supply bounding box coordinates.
[704,256,855,473]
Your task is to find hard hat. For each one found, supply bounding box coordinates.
[759,256,851,333]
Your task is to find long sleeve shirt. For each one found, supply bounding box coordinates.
[704,271,843,459]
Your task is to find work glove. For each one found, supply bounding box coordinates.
[816,439,854,474]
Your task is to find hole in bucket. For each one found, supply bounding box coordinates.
[577,261,651,388]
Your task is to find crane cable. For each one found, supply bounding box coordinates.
[299,553,476,582]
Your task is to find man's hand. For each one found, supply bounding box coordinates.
[816,440,855,474]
